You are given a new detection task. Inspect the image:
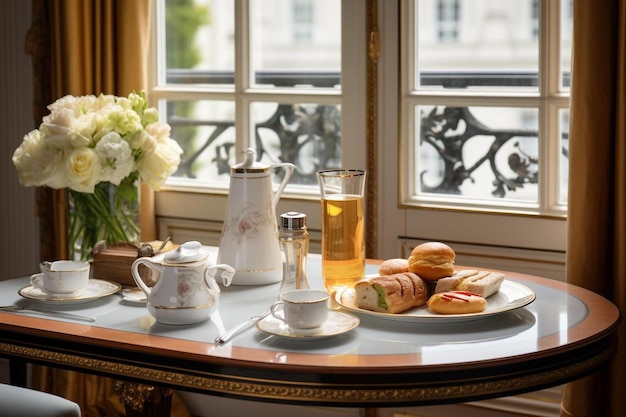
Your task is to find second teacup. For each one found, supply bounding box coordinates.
[270,289,329,330]
[31,260,90,296]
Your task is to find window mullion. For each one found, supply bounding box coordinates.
[403,0,416,92]
[542,0,562,97]
[540,0,565,213]
[235,0,251,151]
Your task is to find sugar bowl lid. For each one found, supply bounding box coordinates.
[164,241,209,264]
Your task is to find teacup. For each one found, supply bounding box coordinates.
[30,260,90,296]
[270,289,329,330]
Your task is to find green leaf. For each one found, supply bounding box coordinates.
[374,284,388,310]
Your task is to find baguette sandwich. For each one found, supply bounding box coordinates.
[354,272,428,314]
[434,270,505,298]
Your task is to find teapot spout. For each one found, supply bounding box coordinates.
[206,264,236,287]
[220,268,236,287]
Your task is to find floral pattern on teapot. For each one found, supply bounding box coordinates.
[224,200,275,246]
[175,269,217,308]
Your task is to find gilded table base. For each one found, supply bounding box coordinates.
[113,380,173,417]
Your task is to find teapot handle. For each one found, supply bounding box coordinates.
[271,163,296,208]
[131,258,157,296]
[205,264,236,288]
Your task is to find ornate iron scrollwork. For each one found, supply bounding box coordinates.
[173,103,341,185]
[420,106,539,198]
[253,103,342,185]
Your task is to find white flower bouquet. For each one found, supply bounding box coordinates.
[12,91,183,259]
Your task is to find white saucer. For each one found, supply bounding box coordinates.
[19,279,122,304]
[256,310,360,340]
[121,288,147,304]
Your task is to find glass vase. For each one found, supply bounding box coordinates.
[68,175,140,261]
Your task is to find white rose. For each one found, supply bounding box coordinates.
[89,94,115,111]
[33,149,65,188]
[13,130,64,187]
[95,131,135,185]
[137,137,182,190]
[144,122,171,141]
[66,112,98,147]
[47,95,82,115]
[77,95,98,112]
[40,122,70,144]
[40,108,75,149]
[41,106,93,149]
[42,107,74,130]
[65,147,101,193]
[12,130,42,169]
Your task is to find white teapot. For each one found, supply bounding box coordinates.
[217,148,295,285]
[131,241,235,325]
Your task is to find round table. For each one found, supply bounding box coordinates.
[0,257,619,409]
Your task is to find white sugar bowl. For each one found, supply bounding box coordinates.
[131,241,234,325]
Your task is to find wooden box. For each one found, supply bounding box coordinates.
[92,240,177,287]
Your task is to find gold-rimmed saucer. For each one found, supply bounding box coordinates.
[256,310,360,340]
[18,279,121,304]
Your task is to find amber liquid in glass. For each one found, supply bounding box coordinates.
[321,194,365,293]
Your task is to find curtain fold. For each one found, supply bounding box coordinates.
[26,0,180,415]
[561,1,626,416]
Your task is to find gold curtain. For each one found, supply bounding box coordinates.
[28,0,156,262]
[561,1,626,416]
[26,0,186,415]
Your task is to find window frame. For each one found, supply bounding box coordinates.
[148,0,368,248]
[399,0,570,217]
[375,0,567,261]
[148,0,568,263]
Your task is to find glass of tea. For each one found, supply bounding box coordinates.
[316,169,366,295]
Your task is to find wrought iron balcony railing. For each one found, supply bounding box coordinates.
[166,70,568,198]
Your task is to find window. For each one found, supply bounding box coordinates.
[152,0,571,264]
[156,0,343,188]
[403,0,571,215]
[149,0,366,247]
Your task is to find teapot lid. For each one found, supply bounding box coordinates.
[231,148,270,173]
[164,241,209,264]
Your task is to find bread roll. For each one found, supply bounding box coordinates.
[435,270,505,298]
[354,272,427,314]
[407,242,455,281]
[427,291,487,314]
[378,258,409,275]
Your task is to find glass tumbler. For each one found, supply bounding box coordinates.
[316,169,366,294]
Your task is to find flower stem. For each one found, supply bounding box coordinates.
[68,177,140,261]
